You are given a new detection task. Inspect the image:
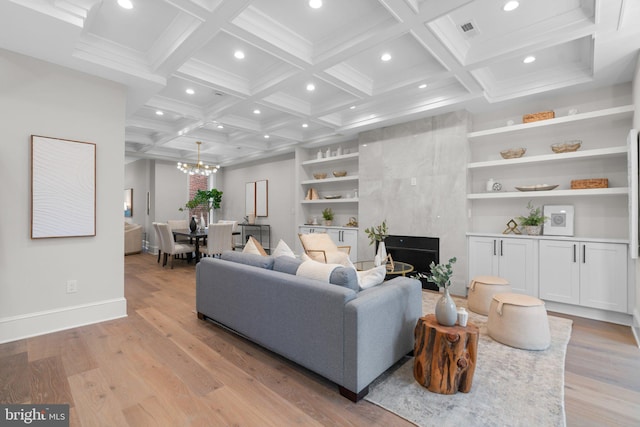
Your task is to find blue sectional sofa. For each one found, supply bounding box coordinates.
[195,251,422,401]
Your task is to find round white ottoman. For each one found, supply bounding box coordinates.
[487,293,550,350]
[467,276,511,315]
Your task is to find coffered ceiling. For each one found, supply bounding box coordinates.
[1,0,639,167]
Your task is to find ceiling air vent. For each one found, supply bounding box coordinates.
[459,19,479,38]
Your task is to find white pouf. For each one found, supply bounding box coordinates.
[467,275,511,316]
[487,293,551,351]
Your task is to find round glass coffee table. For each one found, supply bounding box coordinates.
[355,260,414,276]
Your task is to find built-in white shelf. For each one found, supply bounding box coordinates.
[301,176,359,185]
[467,146,628,169]
[301,198,359,204]
[301,152,359,166]
[467,105,634,140]
[468,187,628,200]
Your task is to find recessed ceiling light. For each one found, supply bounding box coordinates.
[264,134,270,139]
[217,124,224,129]
[349,105,356,110]
[234,50,245,59]
[253,109,261,114]
[185,88,195,95]
[523,55,536,64]
[381,53,392,62]
[118,0,133,9]
[302,123,309,128]
[309,0,322,9]
[418,84,427,89]
[503,1,519,11]
[306,83,315,92]
[155,110,164,116]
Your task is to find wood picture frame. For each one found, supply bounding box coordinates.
[245,181,256,216]
[256,179,268,217]
[31,135,96,238]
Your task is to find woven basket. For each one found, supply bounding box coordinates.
[523,111,555,123]
[571,178,608,189]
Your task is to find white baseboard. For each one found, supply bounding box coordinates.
[632,308,640,348]
[544,301,633,326]
[0,298,127,344]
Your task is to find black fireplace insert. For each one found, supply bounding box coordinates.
[379,235,439,291]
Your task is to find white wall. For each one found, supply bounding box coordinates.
[633,52,640,340]
[219,154,296,251]
[0,49,127,343]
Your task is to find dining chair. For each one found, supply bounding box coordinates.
[167,219,191,245]
[157,223,195,268]
[200,223,233,258]
[298,232,351,264]
[152,222,163,264]
[217,219,239,248]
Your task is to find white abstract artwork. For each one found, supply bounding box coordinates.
[31,135,96,238]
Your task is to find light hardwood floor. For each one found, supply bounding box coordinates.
[1,253,639,426]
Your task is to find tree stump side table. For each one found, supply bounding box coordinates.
[413,314,479,394]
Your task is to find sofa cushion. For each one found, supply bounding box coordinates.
[243,236,268,256]
[296,258,359,291]
[221,251,274,269]
[273,256,304,275]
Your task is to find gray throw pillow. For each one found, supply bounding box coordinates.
[221,251,275,269]
[329,266,359,292]
[273,256,304,275]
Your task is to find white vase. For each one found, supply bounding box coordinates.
[525,225,542,235]
[375,241,387,266]
[435,288,457,326]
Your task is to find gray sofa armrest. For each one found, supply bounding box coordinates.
[342,277,422,394]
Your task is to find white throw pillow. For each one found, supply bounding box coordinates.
[272,239,296,258]
[242,236,267,256]
[296,258,341,282]
[357,265,387,290]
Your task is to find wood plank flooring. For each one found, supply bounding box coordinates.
[1,253,639,426]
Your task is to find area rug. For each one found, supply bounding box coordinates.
[365,291,573,427]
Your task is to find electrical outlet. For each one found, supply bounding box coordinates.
[66,280,78,293]
[411,177,417,186]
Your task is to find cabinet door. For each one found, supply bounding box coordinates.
[327,229,357,262]
[539,240,580,304]
[467,236,500,283]
[580,242,627,312]
[498,238,536,296]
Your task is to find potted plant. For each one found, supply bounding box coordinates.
[179,188,223,229]
[518,201,546,235]
[364,220,389,266]
[364,220,388,246]
[427,257,458,326]
[321,208,334,226]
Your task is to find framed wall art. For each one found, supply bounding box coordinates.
[543,205,574,236]
[124,188,133,217]
[31,135,96,238]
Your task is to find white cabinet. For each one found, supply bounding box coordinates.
[539,240,627,313]
[298,226,358,262]
[467,236,537,296]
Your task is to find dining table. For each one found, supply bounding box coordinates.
[172,229,207,263]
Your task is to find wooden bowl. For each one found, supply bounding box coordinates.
[551,140,581,153]
[500,148,526,159]
[333,170,347,177]
[313,173,327,179]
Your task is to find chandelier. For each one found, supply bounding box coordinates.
[177,141,219,176]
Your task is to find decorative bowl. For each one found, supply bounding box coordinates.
[313,173,327,179]
[500,147,526,159]
[324,195,342,199]
[333,170,347,177]
[551,140,581,153]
